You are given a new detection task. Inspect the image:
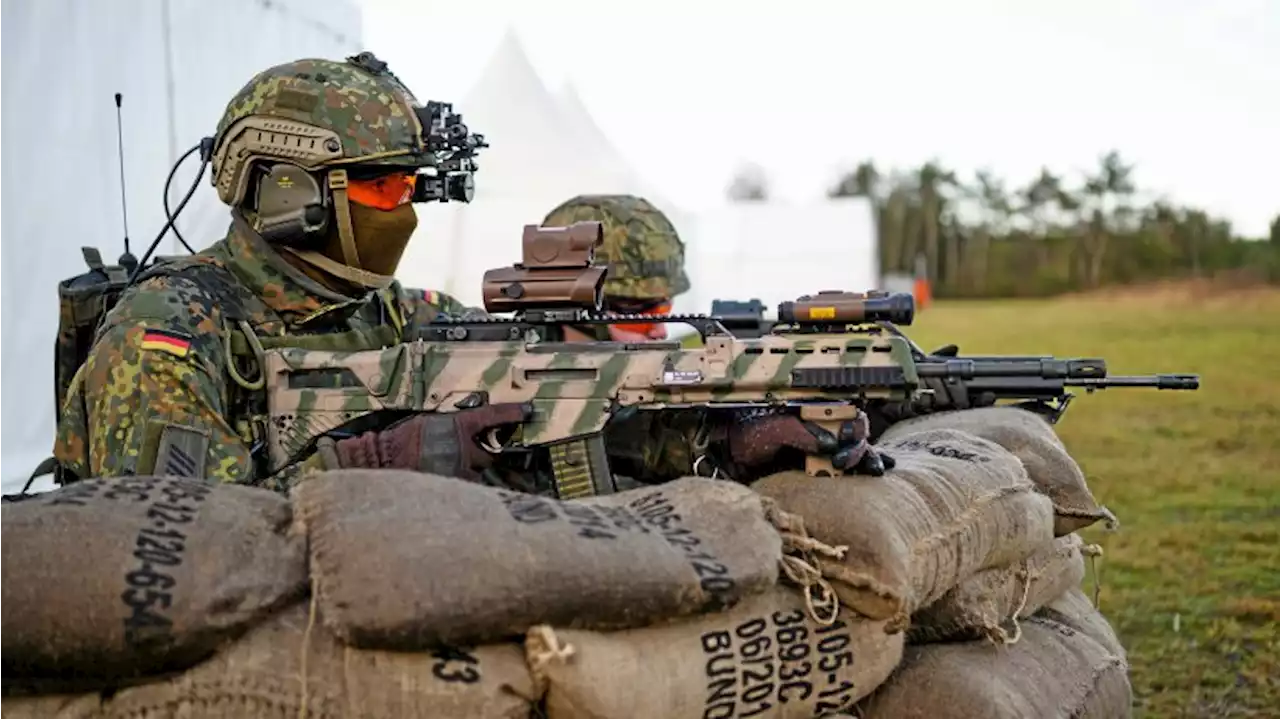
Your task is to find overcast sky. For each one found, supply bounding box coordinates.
[363,0,1278,237]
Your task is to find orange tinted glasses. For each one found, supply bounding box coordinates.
[347,173,417,210]
[611,300,673,339]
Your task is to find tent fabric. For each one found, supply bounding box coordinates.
[395,30,696,307]
[677,198,880,319]
[1,0,363,491]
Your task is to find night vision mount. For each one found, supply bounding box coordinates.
[345,51,487,204]
[412,100,488,204]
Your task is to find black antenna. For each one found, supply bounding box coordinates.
[114,92,138,274]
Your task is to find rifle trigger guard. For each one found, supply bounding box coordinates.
[480,427,505,454]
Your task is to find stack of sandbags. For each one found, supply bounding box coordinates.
[286,471,900,719]
[856,590,1132,718]
[1,476,307,695]
[846,407,1134,718]
[527,585,904,719]
[5,472,813,719]
[877,406,1118,535]
[753,428,1059,627]
[2,603,538,719]
[295,471,797,647]
[907,532,1090,644]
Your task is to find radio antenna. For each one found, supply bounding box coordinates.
[114,92,138,273]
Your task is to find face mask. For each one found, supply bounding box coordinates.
[343,201,419,276]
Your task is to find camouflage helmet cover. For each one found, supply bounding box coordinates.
[541,194,690,301]
[211,52,431,207]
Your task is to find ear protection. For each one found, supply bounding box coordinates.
[252,163,330,244]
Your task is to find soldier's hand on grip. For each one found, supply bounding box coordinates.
[320,404,531,481]
[725,410,895,478]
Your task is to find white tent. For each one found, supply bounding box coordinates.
[1,0,363,492]
[555,82,683,217]
[679,198,880,321]
[396,30,692,307]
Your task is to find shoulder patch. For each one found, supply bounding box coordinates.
[423,289,441,306]
[141,328,194,358]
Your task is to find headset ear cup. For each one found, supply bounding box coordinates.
[250,163,330,245]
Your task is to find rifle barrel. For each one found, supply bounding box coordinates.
[1070,374,1200,390]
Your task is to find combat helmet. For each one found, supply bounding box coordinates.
[210,51,484,284]
[541,195,690,302]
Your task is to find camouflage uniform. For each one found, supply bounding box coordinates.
[52,54,467,486]
[53,224,465,485]
[541,194,699,482]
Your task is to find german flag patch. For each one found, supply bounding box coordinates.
[423,289,441,306]
[140,328,193,359]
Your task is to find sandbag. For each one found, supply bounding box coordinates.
[0,694,107,719]
[858,617,1133,718]
[2,476,306,691]
[909,533,1088,644]
[878,406,1116,535]
[1037,586,1127,660]
[299,471,789,649]
[754,429,1056,624]
[528,586,903,719]
[0,603,537,719]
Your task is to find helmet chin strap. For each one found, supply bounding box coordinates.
[281,168,395,290]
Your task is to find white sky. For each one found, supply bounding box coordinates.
[363,0,1279,237]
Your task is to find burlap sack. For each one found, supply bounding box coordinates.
[878,406,1116,535]
[1037,586,1127,660]
[0,694,107,719]
[858,616,1133,718]
[753,429,1056,625]
[908,533,1087,644]
[298,471,788,649]
[528,586,903,719]
[1,477,306,691]
[0,603,537,719]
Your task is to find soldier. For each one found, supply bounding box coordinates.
[540,194,689,343]
[531,194,897,484]
[53,52,529,487]
[53,52,890,489]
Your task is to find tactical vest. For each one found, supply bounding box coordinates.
[35,249,402,489]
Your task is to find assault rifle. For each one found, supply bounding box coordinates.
[262,221,1199,499]
[707,295,1201,425]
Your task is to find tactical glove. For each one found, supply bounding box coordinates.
[724,409,896,479]
[318,404,531,481]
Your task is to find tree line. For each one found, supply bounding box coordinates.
[727,152,1280,298]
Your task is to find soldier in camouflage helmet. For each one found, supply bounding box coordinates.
[529,194,895,482]
[542,194,688,342]
[53,52,526,487]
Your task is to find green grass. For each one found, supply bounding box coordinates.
[689,284,1280,716]
[907,287,1280,718]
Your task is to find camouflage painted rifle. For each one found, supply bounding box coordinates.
[262,221,1199,498]
[708,297,1201,425]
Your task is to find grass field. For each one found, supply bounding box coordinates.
[905,283,1280,718]
[691,281,1280,717]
